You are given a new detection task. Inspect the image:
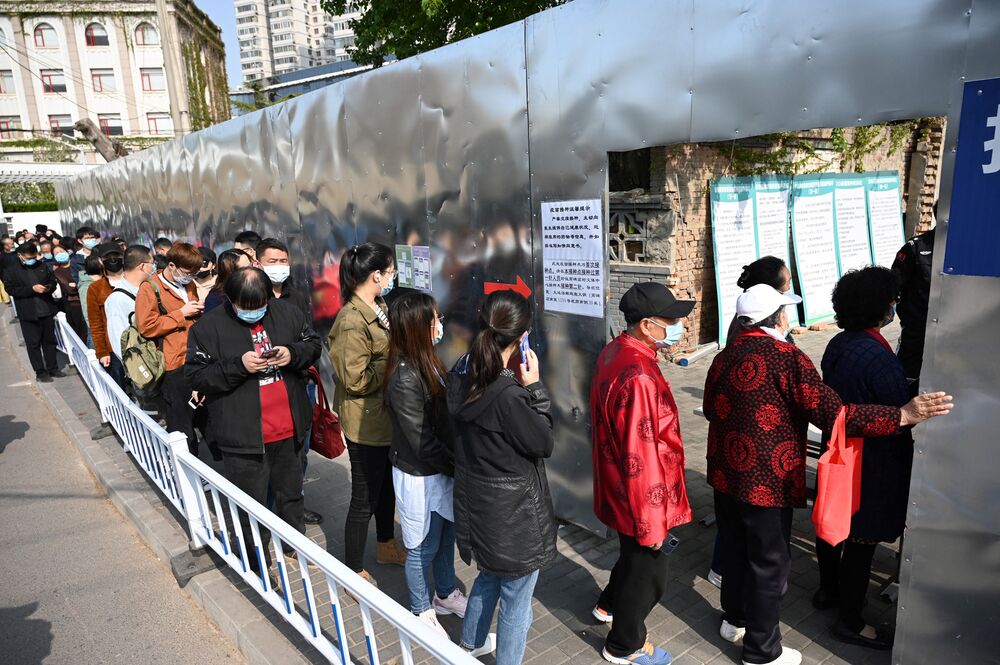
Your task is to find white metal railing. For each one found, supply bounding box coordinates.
[51,312,477,665]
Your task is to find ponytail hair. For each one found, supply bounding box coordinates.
[736,255,787,291]
[466,291,532,402]
[339,242,394,303]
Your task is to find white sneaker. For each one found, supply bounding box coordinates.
[708,569,723,588]
[720,619,746,643]
[743,647,802,665]
[433,588,469,618]
[417,608,448,637]
[464,633,497,658]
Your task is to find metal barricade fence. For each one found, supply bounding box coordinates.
[50,313,477,665]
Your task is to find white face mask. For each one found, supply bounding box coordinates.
[262,265,290,284]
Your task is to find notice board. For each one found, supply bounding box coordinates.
[866,172,906,268]
[791,175,840,325]
[541,199,604,318]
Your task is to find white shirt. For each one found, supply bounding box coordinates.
[158,273,189,303]
[392,467,454,550]
[105,277,141,359]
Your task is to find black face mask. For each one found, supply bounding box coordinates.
[196,269,213,280]
[103,258,124,273]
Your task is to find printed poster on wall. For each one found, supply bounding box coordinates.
[710,178,758,346]
[791,175,839,325]
[394,244,433,291]
[866,172,906,267]
[833,176,874,274]
[541,199,604,318]
[753,176,800,328]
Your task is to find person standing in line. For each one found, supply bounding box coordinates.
[590,283,695,665]
[194,246,218,302]
[703,284,953,665]
[135,242,204,455]
[891,203,936,392]
[38,239,55,267]
[152,237,173,271]
[105,245,154,368]
[204,249,252,312]
[4,243,63,381]
[70,226,101,281]
[447,291,554,665]
[328,242,407,585]
[386,292,468,636]
[234,230,262,264]
[186,268,321,576]
[87,243,127,388]
[51,246,87,341]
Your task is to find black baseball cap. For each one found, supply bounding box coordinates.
[619,282,695,324]
[95,241,123,257]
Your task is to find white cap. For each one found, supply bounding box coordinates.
[736,284,802,324]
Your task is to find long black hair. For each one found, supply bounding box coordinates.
[466,291,532,403]
[339,242,394,304]
[387,292,446,398]
[212,248,250,294]
[736,255,788,291]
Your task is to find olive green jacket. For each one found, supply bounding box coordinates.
[328,294,392,445]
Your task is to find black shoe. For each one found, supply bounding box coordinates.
[831,619,893,650]
[812,588,840,610]
[48,369,67,378]
[303,509,323,525]
[36,373,53,383]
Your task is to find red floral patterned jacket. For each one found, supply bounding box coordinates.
[591,334,692,546]
[704,331,901,508]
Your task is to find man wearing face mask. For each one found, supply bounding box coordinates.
[589,282,695,665]
[51,244,87,341]
[256,238,311,320]
[186,267,321,575]
[105,245,154,371]
[5,243,63,382]
[70,226,101,282]
[136,242,204,455]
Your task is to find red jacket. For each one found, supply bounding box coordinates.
[704,330,901,508]
[591,334,692,546]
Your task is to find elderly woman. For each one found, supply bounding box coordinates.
[812,267,911,649]
[703,284,952,665]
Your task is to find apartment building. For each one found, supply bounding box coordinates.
[236,0,360,83]
[0,0,229,164]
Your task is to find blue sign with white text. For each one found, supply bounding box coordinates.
[943,78,1000,277]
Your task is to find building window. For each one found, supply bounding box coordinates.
[98,113,123,136]
[49,114,73,136]
[85,23,109,46]
[237,3,254,12]
[140,67,165,91]
[34,23,58,48]
[135,22,159,46]
[0,115,21,139]
[147,112,172,135]
[0,70,14,94]
[91,68,116,93]
[40,69,67,93]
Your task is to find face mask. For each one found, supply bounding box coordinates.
[432,320,444,346]
[83,238,99,249]
[377,271,394,298]
[881,304,896,327]
[263,265,290,284]
[22,258,37,266]
[648,319,684,348]
[43,252,53,260]
[103,258,124,273]
[196,269,214,281]
[54,252,70,263]
[171,269,193,285]
[235,305,267,323]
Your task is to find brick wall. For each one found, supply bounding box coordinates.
[608,262,672,338]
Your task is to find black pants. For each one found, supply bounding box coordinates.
[344,440,396,572]
[815,538,878,632]
[598,532,669,657]
[21,316,57,375]
[106,353,129,393]
[222,438,305,574]
[160,367,197,455]
[715,490,793,664]
[65,301,87,342]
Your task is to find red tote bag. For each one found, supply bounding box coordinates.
[811,406,864,546]
[307,367,346,460]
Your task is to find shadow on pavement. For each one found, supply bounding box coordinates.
[0,414,30,454]
[0,602,52,665]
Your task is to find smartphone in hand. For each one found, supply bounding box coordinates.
[519,333,530,365]
[259,347,279,360]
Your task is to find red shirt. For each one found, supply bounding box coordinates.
[250,323,295,444]
[591,334,692,546]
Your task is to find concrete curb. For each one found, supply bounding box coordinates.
[1,311,316,665]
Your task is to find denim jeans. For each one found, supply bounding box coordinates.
[460,569,539,665]
[405,511,457,613]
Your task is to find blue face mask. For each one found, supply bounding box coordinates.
[22,258,38,266]
[432,320,444,346]
[649,319,684,348]
[43,252,53,260]
[882,304,896,327]
[54,252,70,263]
[83,238,99,250]
[235,305,267,323]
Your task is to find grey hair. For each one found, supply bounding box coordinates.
[737,306,785,331]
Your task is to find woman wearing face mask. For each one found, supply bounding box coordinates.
[194,246,218,301]
[51,245,87,341]
[385,292,468,636]
[811,267,912,649]
[328,242,407,585]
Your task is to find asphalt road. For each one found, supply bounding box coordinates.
[0,322,246,665]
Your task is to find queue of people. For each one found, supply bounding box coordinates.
[0,222,951,665]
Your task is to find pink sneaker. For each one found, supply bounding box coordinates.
[433,588,469,618]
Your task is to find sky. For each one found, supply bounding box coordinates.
[196,0,243,88]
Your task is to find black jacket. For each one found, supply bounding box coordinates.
[185,299,322,454]
[891,227,935,380]
[447,370,556,577]
[386,359,453,477]
[4,261,58,321]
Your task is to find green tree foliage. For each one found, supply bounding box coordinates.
[321,0,563,66]
[232,78,298,114]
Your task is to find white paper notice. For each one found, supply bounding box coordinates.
[711,184,758,345]
[792,185,839,324]
[754,181,799,328]
[868,181,905,267]
[541,199,604,318]
[834,181,873,274]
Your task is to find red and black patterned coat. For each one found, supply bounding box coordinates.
[704,330,901,508]
[591,334,692,546]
